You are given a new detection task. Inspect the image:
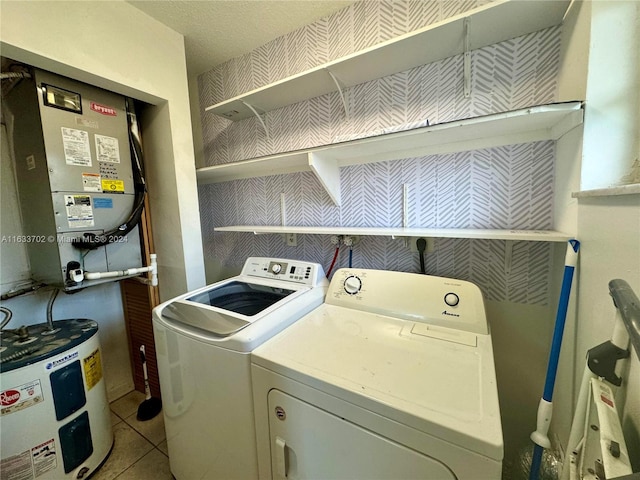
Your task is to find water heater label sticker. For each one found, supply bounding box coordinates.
[45,350,79,372]
[101,179,125,193]
[0,450,32,480]
[26,155,36,171]
[95,134,121,163]
[65,195,94,228]
[82,173,102,192]
[83,348,103,390]
[32,439,57,478]
[1,379,44,416]
[61,127,92,166]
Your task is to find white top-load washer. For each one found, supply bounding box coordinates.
[251,268,503,480]
[152,257,328,480]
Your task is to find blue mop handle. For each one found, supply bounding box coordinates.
[543,239,580,400]
[529,239,580,480]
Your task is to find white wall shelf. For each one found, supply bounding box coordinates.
[205,0,570,121]
[214,225,572,243]
[197,102,584,205]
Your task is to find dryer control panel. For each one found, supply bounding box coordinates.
[327,268,488,335]
[241,257,328,287]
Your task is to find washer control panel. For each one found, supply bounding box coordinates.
[241,257,328,286]
[327,268,488,335]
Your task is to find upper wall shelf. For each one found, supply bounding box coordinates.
[214,225,572,243]
[205,0,571,121]
[197,102,585,205]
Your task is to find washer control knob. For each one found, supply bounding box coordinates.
[344,276,362,295]
[271,263,282,274]
[444,292,460,307]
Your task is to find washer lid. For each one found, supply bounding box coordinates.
[156,258,328,338]
[164,281,296,336]
[252,304,503,461]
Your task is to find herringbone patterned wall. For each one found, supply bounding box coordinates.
[197,0,562,306]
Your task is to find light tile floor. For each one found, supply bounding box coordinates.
[93,390,174,480]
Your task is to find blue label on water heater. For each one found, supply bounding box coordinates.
[93,198,113,209]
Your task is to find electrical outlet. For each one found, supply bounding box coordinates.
[286,233,297,247]
[409,237,435,253]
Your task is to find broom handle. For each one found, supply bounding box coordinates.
[140,345,152,400]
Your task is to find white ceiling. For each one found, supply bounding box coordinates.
[126,0,354,77]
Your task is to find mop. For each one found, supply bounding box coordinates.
[529,239,580,480]
[137,344,162,421]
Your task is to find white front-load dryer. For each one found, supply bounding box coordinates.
[251,268,503,479]
[152,257,328,480]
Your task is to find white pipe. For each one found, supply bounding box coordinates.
[84,267,153,280]
[149,254,158,287]
[84,253,158,286]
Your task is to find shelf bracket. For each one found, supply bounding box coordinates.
[324,68,349,118]
[403,184,409,228]
[241,100,269,139]
[309,152,341,206]
[463,17,471,99]
[504,240,514,274]
[280,193,287,226]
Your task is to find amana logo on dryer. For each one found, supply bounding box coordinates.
[442,310,461,317]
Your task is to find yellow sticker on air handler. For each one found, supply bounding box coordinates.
[83,348,103,390]
[101,179,124,193]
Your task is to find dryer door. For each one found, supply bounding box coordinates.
[267,389,455,480]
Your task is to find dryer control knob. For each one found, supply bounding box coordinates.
[444,292,460,307]
[271,263,282,274]
[344,276,362,295]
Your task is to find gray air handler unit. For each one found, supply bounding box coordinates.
[3,68,144,291]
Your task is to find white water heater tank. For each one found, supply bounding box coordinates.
[0,319,113,479]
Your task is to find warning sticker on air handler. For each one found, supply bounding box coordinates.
[101,179,125,193]
[83,348,103,390]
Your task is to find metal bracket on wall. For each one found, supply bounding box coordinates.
[402,184,410,248]
[463,17,471,99]
[240,100,269,139]
[587,340,629,386]
[403,184,410,229]
[325,68,349,118]
[280,193,287,227]
[504,240,514,274]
